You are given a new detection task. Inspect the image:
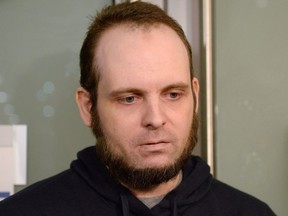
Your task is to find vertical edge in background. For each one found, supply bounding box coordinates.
[204,0,215,175]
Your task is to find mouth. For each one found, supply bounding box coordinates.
[140,140,169,145]
[139,141,171,152]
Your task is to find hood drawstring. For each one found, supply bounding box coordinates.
[171,196,178,216]
[120,194,130,216]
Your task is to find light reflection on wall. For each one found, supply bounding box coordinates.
[35,81,56,118]
[0,92,8,103]
[0,74,20,124]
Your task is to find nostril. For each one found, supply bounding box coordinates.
[145,121,165,130]
[142,100,166,129]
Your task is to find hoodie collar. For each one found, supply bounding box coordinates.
[71,146,126,203]
[71,146,213,215]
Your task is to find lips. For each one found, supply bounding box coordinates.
[138,141,171,153]
[140,140,169,146]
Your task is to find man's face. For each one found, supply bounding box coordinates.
[93,24,199,188]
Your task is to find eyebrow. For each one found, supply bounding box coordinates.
[109,88,145,98]
[109,82,190,98]
[161,82,190,92]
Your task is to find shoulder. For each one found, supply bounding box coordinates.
[2,169,80,199]
[0,169,91,215]
[210,179,275,215]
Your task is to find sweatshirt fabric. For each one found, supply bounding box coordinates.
[0,146,275,216]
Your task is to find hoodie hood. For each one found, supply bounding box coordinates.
[71,146,213,216]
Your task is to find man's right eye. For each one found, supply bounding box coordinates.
[119,96,136,104]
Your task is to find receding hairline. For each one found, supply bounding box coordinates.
[92,21,191,79]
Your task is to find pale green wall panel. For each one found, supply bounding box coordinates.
[0,0,112,191]
[214,0,288,215]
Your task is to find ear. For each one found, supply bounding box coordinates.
[192,78,200,112]
[76,87,92,127]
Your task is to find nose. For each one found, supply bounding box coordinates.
[141,98,166,130]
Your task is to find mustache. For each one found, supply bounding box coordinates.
[132,130,177,145]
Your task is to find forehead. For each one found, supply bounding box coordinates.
[94,23,190,89]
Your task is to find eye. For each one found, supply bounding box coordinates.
[166,92,182,100]
[119,96,137,104]
[169,92,179,99]
[125,96,135,103]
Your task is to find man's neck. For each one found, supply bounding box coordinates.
[129,171,182,199]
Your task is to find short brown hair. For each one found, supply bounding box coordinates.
[79,1,193,111]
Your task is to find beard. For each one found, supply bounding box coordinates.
[91,109,199,191]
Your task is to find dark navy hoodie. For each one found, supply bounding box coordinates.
[0,146,275,215]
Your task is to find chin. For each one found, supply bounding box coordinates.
[135,160,175,170]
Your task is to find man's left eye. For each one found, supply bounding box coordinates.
[169,92,180,99]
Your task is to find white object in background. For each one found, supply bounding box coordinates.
[13,125,27,185]
[0,145,15,200]
[0,125,27,185]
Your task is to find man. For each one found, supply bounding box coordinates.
[0,2,275,215]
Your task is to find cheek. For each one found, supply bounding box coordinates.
[98,108,137,146]
[173,106,194,138]
[101,112,134,133]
